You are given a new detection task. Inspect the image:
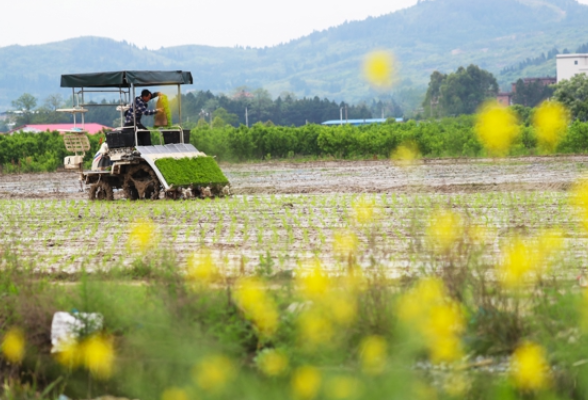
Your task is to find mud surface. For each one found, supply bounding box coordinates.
[0,156,586,276]
[0,155,587,199]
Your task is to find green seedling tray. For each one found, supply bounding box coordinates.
[155,156,229,187]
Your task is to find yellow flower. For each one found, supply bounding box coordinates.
[298,310,334,347]
[397,278,446,326]
[82,334,115,380]
[1,328,25,364]
[162,388,189,400]
[426,303,465,340]
[536,229,564,265]
[297,261,331,300]
[333,230,359,256]
[291,366,322,400]
[186,249,218,284]
[396,278,465,364]
[443,372,469,397]
[362,50,396,89]
[359,335,387,374]
[533,101,569,152]
[426,209,463,253]
[581,288,588,331]
[128,218,158,253]
[391,141,421,167]
[498,239,538,288]
[234,277,279,337]
[467,225,489,244]
[257,349,289,376]
[326,376,361,399]
[325,293,357,326]
[475,101,520,156]
[340,266,367,296]
[511,342,550,391]
[571,177,588,231]
[193,355,235,392]
[351,196,376,225]
[54,338,82,369]
[429,335,464,364]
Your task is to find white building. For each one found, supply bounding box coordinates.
[556,54,588,82]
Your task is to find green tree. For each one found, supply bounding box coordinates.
[552,74,588,121]
[423,65,498,117]
[422,71,447,118]
[213,108,239,127]
[11,93,38,125]
[511,79,554,107]
[212,116,226,128]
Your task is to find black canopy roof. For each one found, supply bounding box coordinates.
[60,70,193,88]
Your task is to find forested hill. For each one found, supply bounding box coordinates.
[2,0,588,112]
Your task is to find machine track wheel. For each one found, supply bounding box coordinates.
[123,164,160,200]
[89,181,114,201]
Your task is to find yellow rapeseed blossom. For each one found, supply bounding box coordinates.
[161,387,189,400]
[443,373,469,397]
[1,328,25,364]
[426,209,463,253]
[54,338,82,369]
[257,349,289,376]
[82,334,115,380]
[351,196,376,225]
[128,218,158,253]
[326,376,361,399]
[391,141,421,167]
[467,225,489,244]
[533,101,569,152]
[186,248,218,284]
[397,278,465,364]
[571,177,588,231]
[359,335,387,374]
[363,50,396,89]
[537,229,564,268]
[510,342,551,391]
[475,101,520,156]
[581,288,588,331]
[397,277,446,326]
[292,366,322,400]
[234,277,279,337]
[193,355,235,392]
[340,266,367,296]
[325,292,357,326]
[332,230,359,256]
[297,261,331,300]
[298,309,334,347]
[425,303,465,363]
[498,239,538,288]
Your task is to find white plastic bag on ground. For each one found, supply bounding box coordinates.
[50,311,103,353]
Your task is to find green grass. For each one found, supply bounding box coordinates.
[155,156,229,186]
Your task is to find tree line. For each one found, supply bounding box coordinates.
[5,108,588,173]
[2,89,404,132]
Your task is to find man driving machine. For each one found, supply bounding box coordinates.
[124,89,162,130]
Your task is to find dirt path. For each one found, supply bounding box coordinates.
[0,156,586,199]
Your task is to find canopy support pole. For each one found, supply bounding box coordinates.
[132,84,138,147]
[178,84,183,144]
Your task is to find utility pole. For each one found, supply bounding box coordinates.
[245,107,249,128]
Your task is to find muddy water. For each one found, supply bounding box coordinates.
[0,155,586,199]
[0,156,586,277]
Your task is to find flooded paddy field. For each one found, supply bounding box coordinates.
[0,156,587,276]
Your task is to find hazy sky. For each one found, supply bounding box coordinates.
[2,0,419,49]
[5,0,588,50]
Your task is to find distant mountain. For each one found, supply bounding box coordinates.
[2,0,588,111]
